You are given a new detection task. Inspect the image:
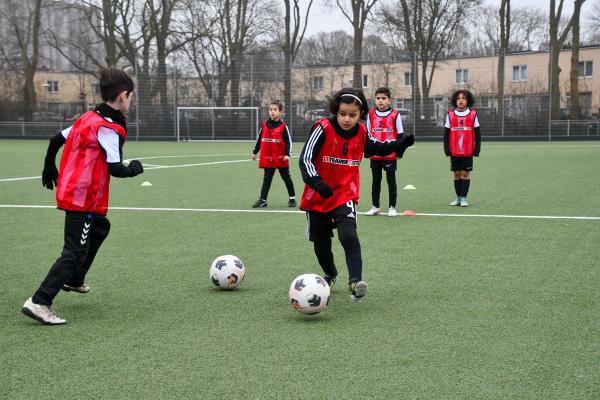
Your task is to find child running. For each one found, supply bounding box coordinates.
[299,88,414,301]
[22,67,144,325]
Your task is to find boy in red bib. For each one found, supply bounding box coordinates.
[22,68,144,325]
[299,88,414,301]
[443,89,481,207]
[365,87,404,217]
[252,100,296,208]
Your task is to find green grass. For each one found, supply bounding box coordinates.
[1,139,599,399]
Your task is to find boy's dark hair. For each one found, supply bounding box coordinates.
[329,87,369,118]
[99,67,135,102]
[269,100,283,112]
[375,87,391,98]
[451,89,475,108]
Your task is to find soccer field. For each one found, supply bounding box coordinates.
[1,139,599,399]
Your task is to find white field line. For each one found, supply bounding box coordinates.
[0,156,255,181]
[1,204,599,221]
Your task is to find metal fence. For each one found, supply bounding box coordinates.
[2,50,600,142]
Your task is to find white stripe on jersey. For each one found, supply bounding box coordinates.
[303,125,323,177]
[285,125,292,155]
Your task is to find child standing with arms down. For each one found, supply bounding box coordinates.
[365,87,404,217]
[252,100,296,208]
[299,88,414,301]
[22,67,144,325]
[443,89,481,207]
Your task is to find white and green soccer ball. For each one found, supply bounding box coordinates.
[288,273,331,314]
[209,255,245,289]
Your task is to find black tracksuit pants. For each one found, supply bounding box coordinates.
[260,167,295,200]
[32,211,111,306]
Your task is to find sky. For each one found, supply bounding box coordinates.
[302,0,595,37]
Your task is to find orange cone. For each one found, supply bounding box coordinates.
[401,210,416,216]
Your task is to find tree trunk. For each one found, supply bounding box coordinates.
[498,0,510,130]
[569,1,582,120]
[352,23,363,89]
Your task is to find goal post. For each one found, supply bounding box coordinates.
[176,106,261,142]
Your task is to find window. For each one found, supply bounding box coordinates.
[362,74,368,88]
[45,80,59,93]
[312,76,323,91]
[512,65,527,82]
[578,61,593,78]
[456,69,469,84]
[404,72,412,86]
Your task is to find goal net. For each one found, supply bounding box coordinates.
[176,106,260,142]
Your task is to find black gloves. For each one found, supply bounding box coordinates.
[128,160,144,176]
[396,133,415,158]
[313,179,333,198]
[42,163,59,190]
[41,132,66,190]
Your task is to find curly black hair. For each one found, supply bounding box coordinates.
[450,89,475,108]
[329,87,369,118]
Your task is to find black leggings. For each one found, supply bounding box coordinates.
[372,167,397,208]
[313,221,363,283]
[260,168,295,200]
[33,211,110,306]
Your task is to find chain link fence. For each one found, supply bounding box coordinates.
[1,50,599,142]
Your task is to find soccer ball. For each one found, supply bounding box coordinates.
[288,273,331,314]
[209,255,245,289]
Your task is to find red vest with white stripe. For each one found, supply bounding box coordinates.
[300,118,367,213]
[368,108,398,161]
[56,111,126,215]
[448,109,477,157]
[258,121,289,168]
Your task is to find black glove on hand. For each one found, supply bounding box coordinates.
[314,180,333,198]
[129,160,144,176]
[396,133,415,158]
[42,164,59,190]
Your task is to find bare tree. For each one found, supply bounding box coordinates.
[569,0,585,119]
[0,0,44,120]
[335,0,378,89]
[362,34,396,88]
[296,31,353,65]
[43,0,123,72]
[548,0,585,119]
[498,0,510,128]
[378,0,477,118]
[282,0,314,121]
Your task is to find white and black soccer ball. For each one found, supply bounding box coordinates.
[209,255,245,289]
[288,273,331,314]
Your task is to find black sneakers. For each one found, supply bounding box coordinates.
[288,198,297,207]
[252,198,267,208]
[323,274,337,289]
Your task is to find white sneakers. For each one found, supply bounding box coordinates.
[365,206,380,216]
[349,281,368,302]
[62,283,91,293]
[450,197,469,207]
[22,298,66,325]
[366,206,398,216]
